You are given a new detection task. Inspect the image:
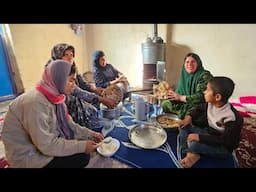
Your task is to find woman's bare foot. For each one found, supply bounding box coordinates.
[180,152,200,168]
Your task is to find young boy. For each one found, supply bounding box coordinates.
[178,76,243,168]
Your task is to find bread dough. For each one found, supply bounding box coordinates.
[101,142,118,154]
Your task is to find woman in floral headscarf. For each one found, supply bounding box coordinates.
[47,43,115,130]
[161,53,213,120]
[2,60,104,168]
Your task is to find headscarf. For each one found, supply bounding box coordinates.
[46,43,75,66]
[92,50,119,88]
[92,50,105,70]
[175,53,205,95]
[36,60,74,139]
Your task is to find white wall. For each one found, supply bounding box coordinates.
[85,24,256,99]
[170,24,256,99]
[9,24,86,91]
[8,24,256,99]
[85,24,166,87]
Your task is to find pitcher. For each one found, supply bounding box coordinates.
[135,98,150,121]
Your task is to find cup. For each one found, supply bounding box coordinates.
[99,118,114,137]
[135,98,150,121]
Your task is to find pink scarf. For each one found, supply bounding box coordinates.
[36,61,74,139]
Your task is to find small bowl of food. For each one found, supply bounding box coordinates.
[97,137,120,157]
[155,113,181,132]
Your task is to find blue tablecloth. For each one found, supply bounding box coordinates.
[100,103,237,168]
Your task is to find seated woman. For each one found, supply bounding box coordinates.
[47,43,116,129]
[92,50,130,100]
[1,60,104,168]
[161,52,213,120]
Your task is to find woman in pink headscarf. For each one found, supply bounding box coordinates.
[2,60,104,168]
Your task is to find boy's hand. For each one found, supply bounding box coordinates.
[187,133,199,142]
[179,115,192,128]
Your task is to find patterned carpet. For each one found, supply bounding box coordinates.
[0,140,9,168]
[235,117,256,168]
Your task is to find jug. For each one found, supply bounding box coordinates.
[135,98,150,121]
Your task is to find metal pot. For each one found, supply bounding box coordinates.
[100,102,123,120]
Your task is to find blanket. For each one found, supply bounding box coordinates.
[0,102,238,168]
[103,103,237,168]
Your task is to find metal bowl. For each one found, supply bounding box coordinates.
[102,84,123,105]
[128,124,167,149]
[155,113,181,130]
[100,102,123,120]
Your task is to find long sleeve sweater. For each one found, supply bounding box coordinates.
[189,103,243,152]
[1,89,95,168]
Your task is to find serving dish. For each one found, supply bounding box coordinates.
[128,124,167,149]
[155,113,180,129]
[102,84,123,105]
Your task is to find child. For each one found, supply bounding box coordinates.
[178,76,243,168]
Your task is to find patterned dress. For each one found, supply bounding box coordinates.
[65,94,102,131]
[48,43,101,130]
[161,53,213,119]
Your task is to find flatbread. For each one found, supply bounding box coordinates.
[102,84,123,105]
[153,81,171,100]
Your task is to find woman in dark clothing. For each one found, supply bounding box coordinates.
[92,50,130,100]
[47,44,115,130]
[161,53,213,119]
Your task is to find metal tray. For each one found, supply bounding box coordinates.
[128,124,167,149]
[155,113,181,129]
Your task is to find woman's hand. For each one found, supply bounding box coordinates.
[85,131,104,153]
[85,140,99,154]
[92,131,104,142]
[94,87,104,95]
[167,90,186,102]
[167,90,180,100]
[99,97,116,109]
[111,78,120,85]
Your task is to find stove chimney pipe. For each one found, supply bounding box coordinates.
[153,24,158,37]
[152,24,163,43]
[141,24,166,89]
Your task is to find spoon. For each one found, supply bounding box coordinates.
[98,136,113,146]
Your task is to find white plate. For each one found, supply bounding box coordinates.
[97,138,120,157]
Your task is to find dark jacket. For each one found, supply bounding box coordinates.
[190,103,243,152]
